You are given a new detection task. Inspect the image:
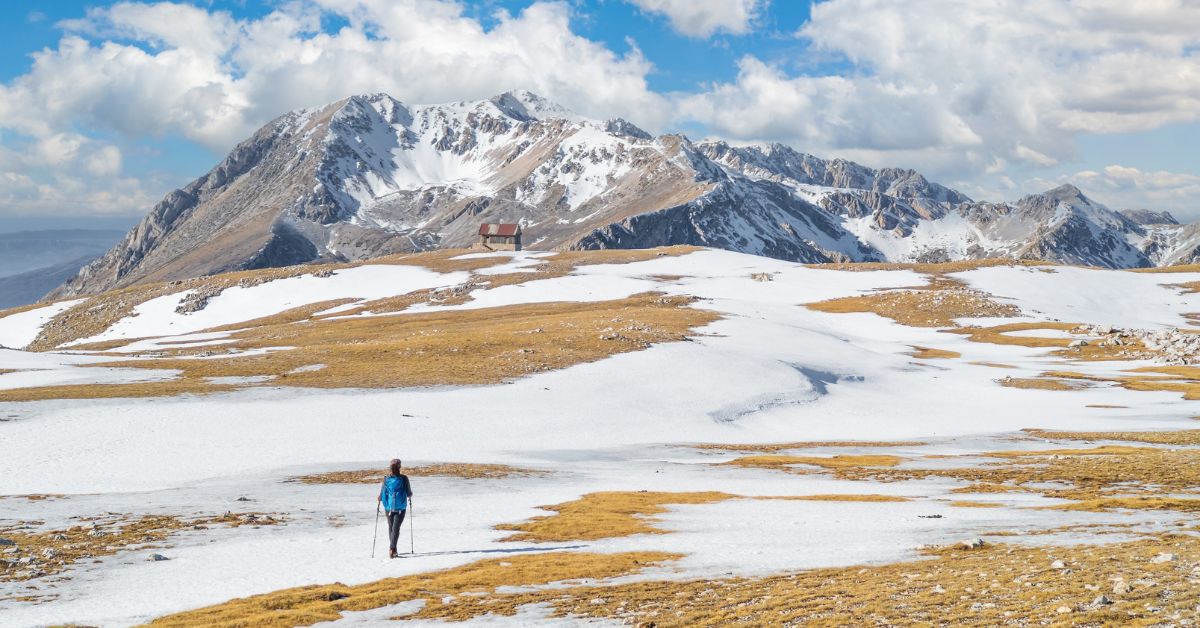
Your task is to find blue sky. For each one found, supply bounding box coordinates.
[1,0,1198,231]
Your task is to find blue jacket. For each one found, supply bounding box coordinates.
[380,474,412,512]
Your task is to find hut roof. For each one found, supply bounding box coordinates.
[479,223,521,237]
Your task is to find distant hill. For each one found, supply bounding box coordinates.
[0,229,125,278]
[0,255,99,309]
[0,229,123,307]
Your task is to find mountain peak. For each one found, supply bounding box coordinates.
[1045,183,1086,202]
[488,90,580,123]
[1121,209,1180,226]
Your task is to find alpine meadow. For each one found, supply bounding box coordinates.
[3,1,1200,626]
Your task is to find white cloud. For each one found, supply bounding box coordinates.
[1073,165,1200,212]
[0,136,157,217]
[1,0,1197,219]
[625,0,764,37]
[677,0,1200,180]
[0,0,669,218]
[0,1,666,152]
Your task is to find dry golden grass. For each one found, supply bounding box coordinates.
[908,345,961,359]
[713,430,1200,511]
[889,444,1200,506]
[1024,428,1200,446]
[690,440,923,453]
[0,369,15,376]
[969,360,1018,369]
[720,454,904,480]
[1,512,281,583]
[948,500,1004,508]
[807,258,1051,273]
[20,246,703,352]
[1129,262,1200,274]
[0,494,64,502]
[203,298,361,333]
[997,377,1086,391]
[289,464,543,484]
[400,534,1200,626]
[761,494,910,503]
[24,263,367,351]
[1050,497,1200,512]
[948,321,1077,348]
[0,379,236,402]
[986,445,1155,457]
[544,246,701,268]
[1132,364,1200,380]
[948,322,1155,362]
[807,277,1020,327]
[495,491,735,542]
[146,551,680,628]
[1044,368,1200,401]
[0,301,60,319]
[0,293,717,401]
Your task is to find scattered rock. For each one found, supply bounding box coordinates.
[958,538,986,550]
[750,272,773,282]
[1051,560,1066,569]
[236,496,253,502]
[1090,595,1114,608]
[175,285,224,315]
[1151,553,1177,564]
[148,553,169,562]
[0,538,13,546]
[918,514,943,519]
[1067,339,1089,348]
[1056,605,1072,614]
[1113,580,1133,595]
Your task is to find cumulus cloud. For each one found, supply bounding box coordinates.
[0,134,156,216]
[625,0,764,37]
[1072,165,1200,214]
[677,0,1200,180]
[1,0,1197,219]
[0,0,668,217]
[0,0,665,151]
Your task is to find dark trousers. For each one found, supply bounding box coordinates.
[386,510,407,552]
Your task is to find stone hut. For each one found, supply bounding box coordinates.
[476,223,522,251]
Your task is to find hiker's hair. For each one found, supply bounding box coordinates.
[389,459,402,476]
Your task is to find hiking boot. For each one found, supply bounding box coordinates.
[389,549,398,559]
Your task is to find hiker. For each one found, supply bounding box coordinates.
[377,458,413,558]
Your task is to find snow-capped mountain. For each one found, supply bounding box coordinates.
[49,91,1199,298]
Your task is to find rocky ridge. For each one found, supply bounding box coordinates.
[48,92,1200,298]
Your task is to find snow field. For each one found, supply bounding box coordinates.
[3,249,1200,626]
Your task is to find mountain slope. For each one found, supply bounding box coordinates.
[48,92,1198,298]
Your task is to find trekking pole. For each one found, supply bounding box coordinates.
[371,504,381,558]
[409,499,415,555]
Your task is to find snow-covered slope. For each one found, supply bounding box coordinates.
[48,92,1200,300]
[6,249,1200,626]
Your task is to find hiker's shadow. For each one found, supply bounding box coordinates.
[408,544,586,558]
